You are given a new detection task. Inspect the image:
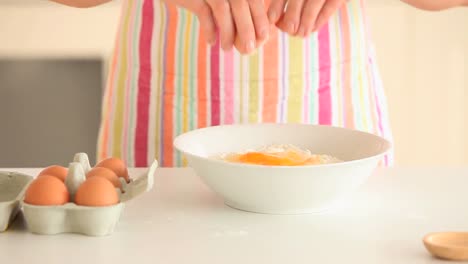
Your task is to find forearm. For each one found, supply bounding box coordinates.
[50,0,112,8]
[401,0,468,10]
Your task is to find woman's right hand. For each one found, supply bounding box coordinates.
[168,0,269,54]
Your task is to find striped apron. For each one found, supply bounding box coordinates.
[97,0,393,167]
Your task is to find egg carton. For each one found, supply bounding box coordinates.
[22,153,158,236]
[0,172,33,232]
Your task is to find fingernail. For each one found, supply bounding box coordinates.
[246,40,255,53]
[207,36,216,46]
[222,43,233,51]
[259,28,269,40]
[297,26,305,37]
[288,22,296,34]
[268,11,277,23]
[296,30,302,37]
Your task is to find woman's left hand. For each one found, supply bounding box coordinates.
[267,0,346,37]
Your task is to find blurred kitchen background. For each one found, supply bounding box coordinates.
[0,0,467,167]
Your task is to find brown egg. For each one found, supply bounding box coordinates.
[38,165,68,182]
[96,157,129,182]
[86,167,122,189]
[75,177,119,207]
[25,175,69,206]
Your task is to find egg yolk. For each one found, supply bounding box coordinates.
[229,151,320,166]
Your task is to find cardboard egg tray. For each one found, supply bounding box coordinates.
[0,172,33,232]
[1,153,158,236]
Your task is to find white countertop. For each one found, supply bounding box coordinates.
[1,167,467,263]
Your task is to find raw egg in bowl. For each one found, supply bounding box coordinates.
[174,123,391,214]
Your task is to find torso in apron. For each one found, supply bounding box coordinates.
[97,0,393,167]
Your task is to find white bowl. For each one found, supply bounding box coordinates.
[174,124,391,214]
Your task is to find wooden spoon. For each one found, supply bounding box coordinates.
[423,232,468,261]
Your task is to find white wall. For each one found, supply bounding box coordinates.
[0,0,467,166]
[367,3,468,165]
[0,0,120,59]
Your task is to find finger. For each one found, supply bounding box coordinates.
[194,2,217,45]
[313,0,345,32]
[296,0,324,37]
[230,0,256,54]
[248,0,270,44]
[206,0,235,50]
[276,0,305,35]
[267,0,287,24]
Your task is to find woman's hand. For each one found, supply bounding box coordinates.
[267,0,346,37]
[401,0,468,10]
[169,0,269,54]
